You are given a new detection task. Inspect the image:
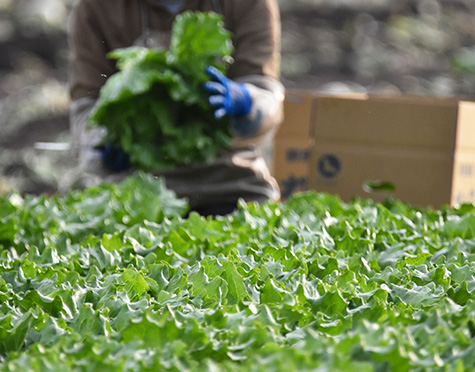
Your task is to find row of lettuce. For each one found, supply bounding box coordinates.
[1,172,475,371]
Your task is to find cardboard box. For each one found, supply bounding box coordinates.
[273,91,314,198]
[307,94,475,208]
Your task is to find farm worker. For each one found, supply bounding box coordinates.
[68,0,284,216]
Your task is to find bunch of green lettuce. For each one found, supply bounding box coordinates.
[88,11,234,171]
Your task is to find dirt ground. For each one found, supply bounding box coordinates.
[1,0,475,196]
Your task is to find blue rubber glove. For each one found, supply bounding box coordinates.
[203,66,252,119]
[100,145,131,172]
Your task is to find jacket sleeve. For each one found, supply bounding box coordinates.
[230,74,284,141]
[69,97,107,169]
[227,0,282,80]
[68,0,116,102]
[226,0,284,143]
[68,0,115,167]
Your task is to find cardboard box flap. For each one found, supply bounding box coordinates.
[455,101,475,152]
[277,91,315,137]
[312,95,460,151]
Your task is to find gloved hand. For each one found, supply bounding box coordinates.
[203,66,252,119]
[100,145,131,172]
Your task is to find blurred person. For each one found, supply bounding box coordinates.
[68,0,284,216]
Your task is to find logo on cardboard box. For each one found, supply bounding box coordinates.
[317,154,341,179]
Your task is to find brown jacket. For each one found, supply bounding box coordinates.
[68,0,284,209]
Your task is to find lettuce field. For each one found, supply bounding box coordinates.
[1,173,475,371]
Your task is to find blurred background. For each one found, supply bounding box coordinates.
[1,0,475,196]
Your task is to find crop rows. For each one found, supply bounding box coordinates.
[1,173,474,371]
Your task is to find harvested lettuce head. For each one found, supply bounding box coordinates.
[88,11,234,171]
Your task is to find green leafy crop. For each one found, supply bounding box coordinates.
[1,173,475,371]
[88,11,234,171]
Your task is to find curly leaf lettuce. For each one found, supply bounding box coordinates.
[4,177,475,371]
